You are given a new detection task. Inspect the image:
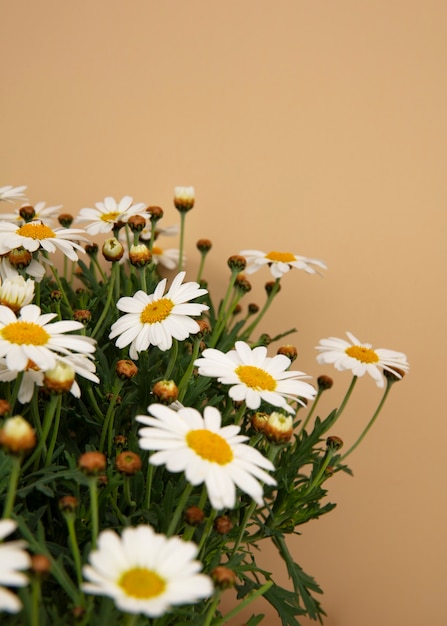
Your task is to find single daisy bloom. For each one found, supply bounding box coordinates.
[151,245,182,270]
[76,195,147,235]
[1,201,63,226]
[0,185,27,204]
[194,341,316,414]
[0,519,31,613]
[0,303,96,373]
[137,404,277,509]
[82,525,212,617]
[315,331,409,388]
[240,249,327,279]
[109,271,208,357]
[0,220,89,262]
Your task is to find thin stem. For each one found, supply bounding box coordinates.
[335,376,358,420]
[144,463,154,510]
[302,448,335,496]
[178,212,187,273]
[164,339,178,380]
[91,261,118,339]
[44,395,62,467]
[242,278,281,340]
[208,269,240,347]
[214,581,273,625]
[88,477,99,550]
[296,387,324,435]
[167,482,193,537]
[2,454,22,518]
[198,508,217,556]
[64,513,84,589]
[30,576,41,626]
[203,592,222,626]
[178,338,202,402]
[8,371,24,412]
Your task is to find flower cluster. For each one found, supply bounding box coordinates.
[0,185,408,625]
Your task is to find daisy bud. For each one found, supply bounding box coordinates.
[233,304,242,315]
[211,566,237,589]
[174,186,195,212]
[152,379,179,404]
[30,554,51,578]
[383,366,407,383]
[50,289,62,301]
[116,359,138,380]
[114,434,128,449]
[326,436,343,451]
[264,412,293,444]
[196,238,212,253]
[73,309,92,325]
[127,215,146,233]
[184,505,205,526]
[147,205,164,222]
[234,274,251,293]
[265,280,281,295]
[227,255,246,272]
[248,302,259,314]
[0,415,36,454]
[43,362,75,395]
[0,399,11,416]
[85,242,98,256]
[102,237,124,262]
[250,411,269,433]
[78,451,106,475]
[72,606,86,620]
[258,333,272,346]
[8,246,32,269]
[213,515,233,535]
[59,495,78,513]
[129,244,152,267]
[0,275,35,313]
[105,392,122,405]
[115,450,142,475]
[58,213,74,228]
[325,465,335,477]
[277,345,298,362]
[196,320,211,337]
[97,474,108,488]
[19,204,36,222]
[317,375,334,391]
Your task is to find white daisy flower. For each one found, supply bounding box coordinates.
[82,525,212,617]
[0,519,31,613]
[194,341,316,414]
[76,196,147,235]
[316,331,410,388]
[0,185,27,204]
[0,273,35,313]
[0,303,96,373]
[0,220,89,262]
[240,249,327,279]
[1,201,63,226]
[109,271,208,357]
[151,245,182,270]
[137,404,277,509]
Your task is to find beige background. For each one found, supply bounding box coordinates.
[1,1,446,624]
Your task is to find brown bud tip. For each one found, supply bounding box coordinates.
[78,451,107,475]
[85,243,98,255]
[59,495,78,513]
[147,205,164,222]
[196,238,212,253]
[232,304,242,315]
[317,375,334,391]
[58,213,74,228]
[326,436,343,451]
[227,255,246,272]
[19,205,36,221]
[265,280,281,295]
[8,247,32,269]
[73,309,92,325]
[184,505,205,526]
[211,566,237,589]
[248,302,259,314]
[234,274,252,293]
[114,434,128,449]
[325,465,335,477]
[264,413,293,444]
[0,415,36,454]
[72,606,86,620]
[0,399,11,417]
[250,411,269,433]
[115,451,142,475]
[129,244,152,267]
[50,290,62,301]
[105,392,122,405]
[277,345,298,362]
[102,237,124,262]
[213,515,233,534]
[384,367,406,383]
[258,333,272,346]
[31,554,51,577]
[127,215,146,232]
[152,379,179,404]
[196,320,211,337]
[116,359,138,380]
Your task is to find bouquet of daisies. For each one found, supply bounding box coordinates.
[0,184,409,626]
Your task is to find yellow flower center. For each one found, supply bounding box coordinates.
[118,568,166,599]
[1,321,50,346]
[265,251,296,263]
[186,429,233,465]
[152,246,163,255]
[17,223,56,240]
[345,345,379,364]
[235,365,277,391]
[140,298,174,324]
[100,211,121,223]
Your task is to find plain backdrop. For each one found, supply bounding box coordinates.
[1,1,446,624]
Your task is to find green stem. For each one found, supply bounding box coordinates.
[8,371,24,412]
[64,513,84,589]
[167,482,193,537]
[88,477,99,550]
[178,338,202,402]
[203,592,222,626]
[91,261,118,339]
[208,269,240,347]
[144,463,154,510]
[196,251,208,283]
[242,278,281,340]
[164,340,178,380]
[303,448,335,496]
[48,262,73,316]
[30,576,41,626]
[2,454,22,518]
[99,378,124,455]
[214,581,273,625]
[296,387,324,435]
[178,212,187,273]
[335,375,358,420]
[198,508,217,556]
[24,395,59,472]
[44,395,62,467]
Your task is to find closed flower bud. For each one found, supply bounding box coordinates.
[85,243,98,256]
[102,237,124,262]
[250,411,269,433]
[8,246,32,269]
[264,412,293,444]
[59,495,78,513]
[0,275,34,313]
[196,238,212,253]
[152,379,179,404]
[326,436,343,451]
[58,213,74,228]
[127,215,146,232]
[184,505,205,526]
[0,399,11,416]
[248,302,259,314]
[234,274,251,293]
[114,434,128,449]
[50,289,62,301]
[115,451,142,475]
[227,255,246,272]
[129,244,152,267]
[0,415,36,454]
[258,333,272,346]
[214,515,233,534]
[174,186,195,212]
[265,281,281,295]
[31,554,51,578]
[43,362,75,395]
[277,344,298,362]
[147,205,164,222]
[211,566,237,589]
[317,375,334,391]
[383,366,407,383]
[19,205,36,222]
[232,304,242,315]
[116,359,138,380]
[196,320,211,337]
[78,451,106,475]
[73,309,91,325]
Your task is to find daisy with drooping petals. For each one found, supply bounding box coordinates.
[76,195,147,235]
[0,220,89,262]
[194,341,316,414]
[0,519,31,613]
[316,331,409,388]
[0,185,27,204]
[109,271,208,357]
[82,524,212,617]
[1,201,63,226]
[240,249,327,279]
[137,404,276,509]
[0,303,96,373]
[0,263,35,313]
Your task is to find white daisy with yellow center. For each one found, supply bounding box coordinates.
[0,519,31,613]
[109,271,208,356]
[0,220,89,262]
[1,200,63,226]
[194,341,316,414]
[0,303,96,373]
[137,404,276,509]
[240,249,327,279]
[82,525,212,617]
[76,195,147,235]
[150,245,182,270]
[316,331,409,387]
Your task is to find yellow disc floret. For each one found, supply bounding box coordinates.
[265,251,296,263]
[100,211,121,223]
[118,568,166,599]
[186,429,233,465]
[17,223,56,240]
[235,365,277,391]
[140,299,174,324]
[345,345,379,363]
[1,321,50,345]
